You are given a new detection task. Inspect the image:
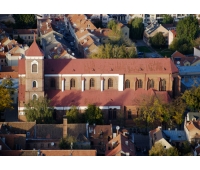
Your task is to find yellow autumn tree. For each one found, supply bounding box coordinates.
[0,86,13,113]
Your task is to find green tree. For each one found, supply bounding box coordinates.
[149,32,166,48]
[107,20,117,33]
[66,106,80,123]
[13,14,36,29]
[59,135,77,149]
[162,15,174,24]
[169,38,194,54]
[0,86,13,114]
[90,43,136,59]
[16,35,24,44]
[84,104,104,125]
[130,17,144,40]
[176,15,199,41]
[149,143,179,156]
[0,78,14,94]
[182,86,200,111]
[24,95,54,123]
[180,141,192,156]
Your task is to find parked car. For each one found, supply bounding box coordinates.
[151,54,159,58]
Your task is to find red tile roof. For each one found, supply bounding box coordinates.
[45,88,170,107]
[105,134,136,156]
[18,59,25,74]
[43,58,178,74]
[0,150,97,156]
[25,40,43,56]
[171,51,200,66]
[170,30,177,38]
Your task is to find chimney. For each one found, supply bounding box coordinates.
[125,141,128,146]
[116,126,120,135]
[0,145,2,150]
[126,152,130,156]
[100,29,102,34]
[63,117,67,138]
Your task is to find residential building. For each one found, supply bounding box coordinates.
[178,65,200,92]
[143,23,169,46]
[0,51,6,68]
[168,30,177,46]
[13,29,38,44]
[184,112,200,143]
[105,133,136,156]
[194,46,200,58]
[149,126,187,149]
[193,144,200,156]
[88,124,112,155]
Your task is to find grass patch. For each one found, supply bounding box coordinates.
[137,46,152,53]
[152,47,174,58]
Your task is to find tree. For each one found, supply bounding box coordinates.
[90,43,137,59]
[182,86,200,111]
[149,143,179,156]
[179,141,192,156]
[13,14,36,29]
[66,106,81,123]
[24,95,54,123]
[59,135,77,149]
[107,20,118,33]
[169,38,194,54]
[129,17,144,40]
[16,35,24,44]
[0,78,14,94]
[149,32,166,48]
[0,86,13,114]
[176,15,199,41]
[84,104,104,125]
[162,15,174,24]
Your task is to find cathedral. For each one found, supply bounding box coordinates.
[18,39,180,126]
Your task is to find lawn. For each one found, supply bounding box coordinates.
[137,46,152,53]
[156,48,174,58]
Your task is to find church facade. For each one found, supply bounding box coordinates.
[18,40,180,126]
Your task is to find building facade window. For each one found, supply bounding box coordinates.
[125,79,130,89]
[32,64,37,72]
[147,79,154,90]
[136,79,143,90]
[32,80,37,88]
[159,79,166,91]
[128,110,132,119]
[90,78,95,88]
[108,108,117,120]
[70,78,75,88]
[32,94,38,100]
[50,78,56,88]
[108,78,113,88]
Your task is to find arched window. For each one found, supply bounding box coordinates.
[159,79,166,91]
[125,79,130,89]
[147,79,154,90]
[90,78,95,88]
[32,94,37,100]
[50,78,55,88]
[138,79,143,88]
[32,81,37,88]
[70,78,75,88]
[32,64,37,73]
[108,78,113,88]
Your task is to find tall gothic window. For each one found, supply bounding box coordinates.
[108,78,113,88]
[147,79,154,90]
[70,78,75,88]
[32,81,37,88]
[32,64,37,72]
[125,79,130,89]
[90,78,95,88]
[159,79,166,91]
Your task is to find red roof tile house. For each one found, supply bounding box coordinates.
[105,133,136,156]
[18,39,180,126]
